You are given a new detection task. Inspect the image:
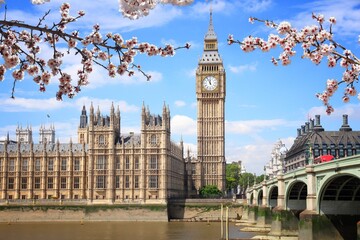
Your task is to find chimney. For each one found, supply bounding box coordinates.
[301,125,305,135]
[310,119,314,131]
[297,128,301,137]
[339,114,352,131]
[305,122,310,133]
[313,115,324,132]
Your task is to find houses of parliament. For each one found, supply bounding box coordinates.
[0,12,226,204]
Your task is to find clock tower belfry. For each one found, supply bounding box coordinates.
[195,11,226,193]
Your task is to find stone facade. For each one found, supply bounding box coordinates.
[0,102,186,204]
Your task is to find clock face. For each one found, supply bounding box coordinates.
[202,76,218,91]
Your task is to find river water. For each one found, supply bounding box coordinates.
[0,222,259,240]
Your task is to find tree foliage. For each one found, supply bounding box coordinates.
[225,162,240,192]
[199,185,222,198]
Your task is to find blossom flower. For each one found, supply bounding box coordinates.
[277,21,291,34]
[329,17,336,24]
[12,69,25,80]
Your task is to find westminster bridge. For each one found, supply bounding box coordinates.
[244,154,360,240]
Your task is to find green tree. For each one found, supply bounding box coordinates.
[226,163,240,192]
[238,173,255,189]
[199,185,222,198]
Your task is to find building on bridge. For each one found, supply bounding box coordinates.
[265,139,288,178]
[284,114,360,172]
[0,103,187,204]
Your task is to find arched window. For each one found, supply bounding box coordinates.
[150,134,157,145]
[99,135,105,144]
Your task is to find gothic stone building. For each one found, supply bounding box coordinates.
[0,103,186,204]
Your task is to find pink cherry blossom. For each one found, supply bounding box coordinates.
[229,15,360,115]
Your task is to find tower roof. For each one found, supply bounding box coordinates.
[205,11,217,40]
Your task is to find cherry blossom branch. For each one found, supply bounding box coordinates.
[228,14,360,115]
[0,3,190,100]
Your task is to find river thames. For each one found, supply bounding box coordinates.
[0,221,259,240]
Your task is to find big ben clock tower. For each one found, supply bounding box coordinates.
[195,11,226,193]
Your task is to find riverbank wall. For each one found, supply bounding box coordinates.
[0,199,243,223]
[0,205,169,223]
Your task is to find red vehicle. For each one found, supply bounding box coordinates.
[314,155,334,164]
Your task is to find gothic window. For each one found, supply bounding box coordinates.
[8,177,14,189]
[330,144,336,157]
[134,176,139,189]
[61,158,67,171]
[60,177,67,189]
[125,176,130,188]
[22,159,28,172]
[356,144,360,155]
[47,177,53,189]
[0,158,2,172]
[73,177,80,189]
[35,158,41,171]
[322,144,328,155]
[74,158,80,171]
[339,144,344,158]
[149,175,158,189]
[96,156,106,170]
[135,157,139,169]
[116,157,120,170]
[347,144,353,156]
[313,144,320,158]
[115,176,120,189]
[34,177,40,189]
[96,176,106,189]
[21,177,27,189]
[125,156,130,170]
[8,159,15,172]
[150,135,157,145]
[150,155,158,169]
[99,135,105,144]
[48,158,54,171]
[80,134,84,143]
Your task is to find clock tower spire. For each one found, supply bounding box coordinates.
[195,10,226,193]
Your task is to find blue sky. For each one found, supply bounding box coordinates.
[1,0,360,174]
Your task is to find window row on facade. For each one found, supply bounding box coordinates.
[0,155,160,172]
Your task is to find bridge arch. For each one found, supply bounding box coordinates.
[268,185,278,208]
[317,173,360,215]
[249,192,254,205]
[286,180,307,210]
[257,189,263,206]
[317,173,360,239]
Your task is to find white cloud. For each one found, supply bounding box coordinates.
[0,96,139,113]
[236,0,272,13]
[308,103,360,120]
[287,0,360,37]
[226,135,295,175]
[190,0,229,15]
[0,97,71,112]
[174,100,186,107]
[171,115,196,135]
[74,97,139,113]
[225,119,290,134]
[228,63,257,74]
[22,0,184,32]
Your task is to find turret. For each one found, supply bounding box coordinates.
[79,105,88,128]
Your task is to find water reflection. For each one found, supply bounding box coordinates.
[0,222,258,240]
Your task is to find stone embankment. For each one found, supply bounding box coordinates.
[0,206,169,223]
